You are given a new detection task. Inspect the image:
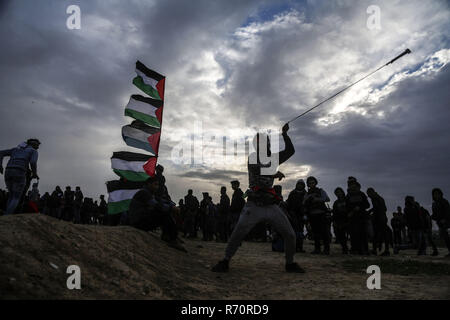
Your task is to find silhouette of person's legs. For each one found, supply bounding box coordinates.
[265,204,296,264]
[224,203,264,260]
[4,169,26,215]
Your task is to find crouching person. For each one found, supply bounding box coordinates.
[129,177,186,252]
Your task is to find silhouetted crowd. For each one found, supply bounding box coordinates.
[1,137,449,257]
[1,175,449,257]
[173,176,450,257]
[0,184,112,225]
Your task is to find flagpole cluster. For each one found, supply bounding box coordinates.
[106,61,167,215]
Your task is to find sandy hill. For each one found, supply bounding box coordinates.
[0,214,449,299]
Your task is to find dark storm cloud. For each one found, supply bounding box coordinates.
[285,65,450,211]
[0,0,269,199]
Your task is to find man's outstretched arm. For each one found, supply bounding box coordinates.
[278,123,295,165]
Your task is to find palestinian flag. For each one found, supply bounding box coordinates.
[143,157,158,177]
[106,180,144,215]
[124,94,163,128]
[122,120,160,154]
[111,151,154,182]
[133,61,165,100]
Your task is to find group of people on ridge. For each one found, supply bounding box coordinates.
[2,132,450,275]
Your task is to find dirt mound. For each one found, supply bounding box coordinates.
[1,214,449,299]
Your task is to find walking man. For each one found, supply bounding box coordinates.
[0,139,40,215]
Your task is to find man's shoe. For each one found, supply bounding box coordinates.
[311,250,321,254]
[431,250,439,256]
[211,259,229,272]
[285,262,305,273]
[380,251,390,256]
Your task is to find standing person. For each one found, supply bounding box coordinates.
[303,176,331,255]
[346,181,370,255]
[29,182,40,202]
[91,200,100,224]
[211,123,304,273]
[217,187,231,242]
[80,198,91,225]
[420,206,438,256]
[271,185,292,252]
[177,199,186,233]
[98,195,107,225]
[28,182,40,213]
[0,139,40,215]
[40,192,50,215]
[200,192,210,241]
[367,188,390,256]
[391,211,403,247]
[392,206,408,244]
[286,179,307,252]
[204,196,217,241]
[431,188,450,257]
[63,186,75,222]
[229,180,245,236]
[184,189,199,238]
[404,196,425,254]
[49,186,63,219]
[332,187,349,254]
[74,186,84,224]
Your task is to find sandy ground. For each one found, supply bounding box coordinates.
[0,214,449,299]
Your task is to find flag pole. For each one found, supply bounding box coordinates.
[287,49,411,124]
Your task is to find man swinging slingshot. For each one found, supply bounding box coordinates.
[212,123,305,273]
[211,48,412,274]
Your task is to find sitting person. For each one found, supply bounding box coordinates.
[128,177,186,252]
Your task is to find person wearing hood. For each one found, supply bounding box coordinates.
[0,139,40,215]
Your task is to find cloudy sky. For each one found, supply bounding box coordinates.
[0,0,449,215]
